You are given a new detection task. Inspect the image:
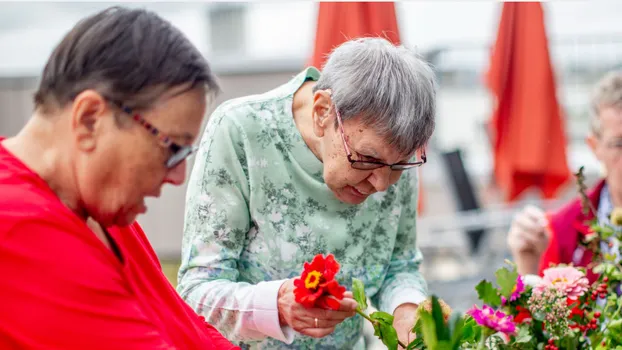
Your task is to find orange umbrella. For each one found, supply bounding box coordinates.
[309,2,427,213]
[486,2,570,202]
[308,2,400,69]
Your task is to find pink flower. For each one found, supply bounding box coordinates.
[501,276,526,305]
[511,275,526,301]
[534,266,589,300]
[467,304,517,335]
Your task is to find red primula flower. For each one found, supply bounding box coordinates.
[513,305,532,323]
[567,298,584,318]
[293,253,346,310]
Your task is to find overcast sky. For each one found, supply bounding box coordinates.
[0,1,620,76]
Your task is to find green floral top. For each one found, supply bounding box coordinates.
[178,67,428,349]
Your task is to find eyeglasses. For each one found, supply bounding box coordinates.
[334,105,426,171]
[113,102,198,169]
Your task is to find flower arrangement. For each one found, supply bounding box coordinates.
[293,167,622,349]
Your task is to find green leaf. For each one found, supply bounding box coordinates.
[371,312,399,350]
[514,326,532,343]
[460,317,482,342]
[475,280,502,307]
[370,311,395,325]
[419,311,438,349]
[447,312,465,349]
[351,278,368,311]
[495,266,518,298]
[406,337,425,350]
[431,296,450,341]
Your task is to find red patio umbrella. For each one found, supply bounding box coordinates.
[486,2,571,202]
[309,2,427,213]
[308,2,400,69]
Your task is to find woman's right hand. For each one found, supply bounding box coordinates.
[277,279,358,338]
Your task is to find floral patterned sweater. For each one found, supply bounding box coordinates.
[178,67,428,349]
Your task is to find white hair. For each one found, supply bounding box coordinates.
[590,70,622,136]
[313,37,437,155]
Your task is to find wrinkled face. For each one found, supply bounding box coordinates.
[311,91,416,205]
[588,106,622,191]
[69,85,207,227]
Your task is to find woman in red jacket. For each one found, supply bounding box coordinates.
[0,6,237,350]
[507,71,622,283]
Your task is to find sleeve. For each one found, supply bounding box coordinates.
[177,107,295,344]
[0,220,176,350]
[372,170,429,315]
[538,214,562,275]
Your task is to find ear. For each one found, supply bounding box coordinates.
[71,90,111,152]
[311,89,333,137]
[586,133,601,160]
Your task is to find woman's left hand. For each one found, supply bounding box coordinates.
[393,303,418,348]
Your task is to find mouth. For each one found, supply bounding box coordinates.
[348,186,372,198]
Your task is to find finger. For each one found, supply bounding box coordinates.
[298,327,336,338]
[343,291,353,299]
[336,297,358,312]
[302,317,344,329]
[523,205,548,226]
[514,213,545,233]
[304,308,356,322]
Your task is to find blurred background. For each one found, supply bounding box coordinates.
[1,1,621,313]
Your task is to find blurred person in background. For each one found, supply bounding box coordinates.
[0,7,238,350]
[178,37,436,349]
[507,71,622,281]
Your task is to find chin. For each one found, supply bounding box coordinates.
[333,188,369,205]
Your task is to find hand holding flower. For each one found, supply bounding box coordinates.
[278,254,357,338]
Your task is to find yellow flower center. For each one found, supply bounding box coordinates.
[305,270,322,289]
[511,285,517,293]
[551,277,568,285]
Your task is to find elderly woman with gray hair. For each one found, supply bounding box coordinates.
[178,37,436,349]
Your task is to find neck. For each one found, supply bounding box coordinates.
[609,181,622,208]
[3,114,86,220]
[292,81,323,161]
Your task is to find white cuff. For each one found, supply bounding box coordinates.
[387,288,427,315]
[252,279,296,344]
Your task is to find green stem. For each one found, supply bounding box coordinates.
[477,328,492,350]
[355,309,408,349]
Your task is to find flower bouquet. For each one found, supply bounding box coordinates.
[292,167,622,349]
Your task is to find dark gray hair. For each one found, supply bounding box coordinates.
[589,70,622,136]
[313,37,437,155]
[34,6,220,116]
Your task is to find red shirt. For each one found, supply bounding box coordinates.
[0,139,239,350]
[539,179,605,283]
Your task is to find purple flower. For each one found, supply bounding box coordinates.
[510,275,525,302]
[467,304,517,335]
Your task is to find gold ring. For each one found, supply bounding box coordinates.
[314,318,318,328]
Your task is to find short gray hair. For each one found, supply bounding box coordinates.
[589,70,622,136]
[313,37,437,156]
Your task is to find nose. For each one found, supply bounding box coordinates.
[163,160,187,186]
[368,167,392,192]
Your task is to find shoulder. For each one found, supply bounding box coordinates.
[203,69,315,142]
[548,180,605,224]
[206,86,292,135]
[0,177,80,235]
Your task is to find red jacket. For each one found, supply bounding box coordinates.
[539,179,606,282]
[0,138,239,350]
